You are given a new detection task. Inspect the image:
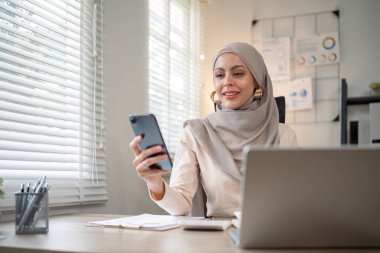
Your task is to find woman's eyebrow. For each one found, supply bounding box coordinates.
[214,64,246,71]
[230,65,246,70]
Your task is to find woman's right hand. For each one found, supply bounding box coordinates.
[129,135,171,200]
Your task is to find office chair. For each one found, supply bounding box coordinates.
[190,96,287,217]
[275,96,286,123]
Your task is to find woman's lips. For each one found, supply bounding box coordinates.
[222,91,240,99]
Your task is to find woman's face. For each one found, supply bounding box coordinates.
[213,53,258,109]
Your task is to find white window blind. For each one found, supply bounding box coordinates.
[0,0,106,209]
[149,0,203,153]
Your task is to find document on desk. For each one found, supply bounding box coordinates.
[231,211,241,228]
[86,214,180,231]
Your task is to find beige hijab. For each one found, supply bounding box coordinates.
[184,42,280,182]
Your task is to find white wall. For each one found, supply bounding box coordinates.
[98,0,380,215]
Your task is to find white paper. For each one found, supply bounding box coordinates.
[274,77,313,111]
[253,37,291,81]
[233,210,241,220]
[295,32,340,67]
[87,214,180,231]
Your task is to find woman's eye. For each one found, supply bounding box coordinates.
[215,73,224,78]
[234,72,244,77]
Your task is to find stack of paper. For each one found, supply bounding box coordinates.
[86,214,180,231]
[232,211,241,228]
[179,219,232,231]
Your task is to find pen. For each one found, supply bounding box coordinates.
[31,182,37,193]
[18,184,27,221]
[29,180,50,229]
[34,176,46,193]
[30,191,48,228]
[42,182,51,192]
[17,177,48,231]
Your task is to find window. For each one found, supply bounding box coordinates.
[0,0,106,209]
[149,0,203,153]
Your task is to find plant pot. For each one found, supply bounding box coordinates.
[370,89,380,96]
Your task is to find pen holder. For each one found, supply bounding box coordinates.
[15,192,49,234]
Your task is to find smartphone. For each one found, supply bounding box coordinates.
[129,114,172,170]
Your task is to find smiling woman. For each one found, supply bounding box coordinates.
[130,42,297,218]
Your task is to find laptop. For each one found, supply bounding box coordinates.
[228,146,380,249]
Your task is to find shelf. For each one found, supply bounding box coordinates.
[347,95,380,105]
[340,78,380,144]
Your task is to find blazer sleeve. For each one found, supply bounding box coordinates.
[150,126,200,216]
[279,123,298,146]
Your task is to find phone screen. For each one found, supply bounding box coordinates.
[129,114,172,170]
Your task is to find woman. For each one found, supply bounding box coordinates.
[129,42,297,217]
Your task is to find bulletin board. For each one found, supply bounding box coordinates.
[251,10,340,124]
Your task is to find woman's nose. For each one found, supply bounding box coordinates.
[223,73,234,86]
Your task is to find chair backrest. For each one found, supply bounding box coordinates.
[275,96,286,123]
[190,96,287,217]
[189,178,207,217]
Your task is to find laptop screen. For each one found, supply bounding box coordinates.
[236,147,380,249]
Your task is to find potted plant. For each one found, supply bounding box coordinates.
[369,82,380,95]
[0,177,4,205]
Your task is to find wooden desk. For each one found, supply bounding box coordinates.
[0,214,379,253]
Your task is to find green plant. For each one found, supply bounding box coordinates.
[369,82,380,90]
[0,177,4,201]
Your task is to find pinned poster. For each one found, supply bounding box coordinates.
[274,77,313,111]
[295,32,339,67]
[253,37,291,81]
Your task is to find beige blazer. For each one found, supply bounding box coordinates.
[152,123,297,217]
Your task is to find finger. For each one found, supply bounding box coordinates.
[139,145,163,160]
[129,135,142,156]
[136,154,169,172]
[136,159,149,172]
[136,158,154,172]
[132,145,163,167]
[138,167,171,178]
[141,154,169,170]
[132,156,142,167]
